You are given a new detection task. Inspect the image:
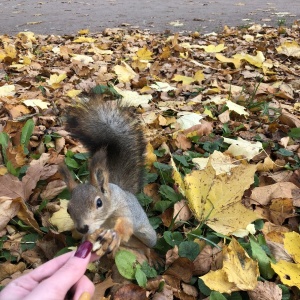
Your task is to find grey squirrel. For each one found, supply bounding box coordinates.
[61,95,157,252]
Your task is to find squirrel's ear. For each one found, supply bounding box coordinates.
[59,164,77,191]
[90,149,109,195]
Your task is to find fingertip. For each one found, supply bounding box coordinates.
[75,241,93,259]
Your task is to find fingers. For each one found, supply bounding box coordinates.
[23,241,93,300]
[72,275,95,300]
[15,251,74,286]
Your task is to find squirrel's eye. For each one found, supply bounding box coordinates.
[96,197,102,208]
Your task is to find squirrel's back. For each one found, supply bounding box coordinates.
[65,95,146,194]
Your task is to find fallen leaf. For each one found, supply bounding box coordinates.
[184,157,258,235]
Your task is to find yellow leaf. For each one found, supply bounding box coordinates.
[184,159,258,235]
[136,47,153,61]
[17,31,36,42]
[113,87,152,106]
[235,51,265,68]
[131,59,149,71]
[276,41,300,58]
[271,260,300,287]
[284,232,300,264]
[4,44,17,59]
[114,62,137,83]
[0,166,7,175]
[200,43,227,53]
[66,89,82,98]
[145,143,157,169]
[49,199,74,232]
[201,269,238,294]
[47,73,67,88]
[226,100,249,116]
[223,238,259,290]
[171,156,185,196]
[73,36,96,43]
[172,74,194,85]
[22,56,31,65]
[223,137,263,160]
[78,28,90,35]
[23,99,50,110]
[192,151,238,175]
[0,84,15,97]
[201,238,259,293]
[215,53,241,69]
[71,54,94,64]
[194,70,205,82]
[203,107,216,119]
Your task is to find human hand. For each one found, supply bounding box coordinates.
[0,241,95,300]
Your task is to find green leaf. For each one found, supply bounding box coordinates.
[154,200,173,212]
[209,291,227,300]
[254,219,264,231]
[65,157,79,169]
[159,185,181,202]
[6,161,19,177]
[74,153,90,160]
[21,119,34,148]
[178,241,200,261]
[0,132,9,163]
[115,250,137,279]
[277,148,293,157]
[92,84,122,98]
[140,261,157,278]
[54,247,73,257]
[135,267,147,287]
[153,162,173,171]
[227,291,243,300]
[163,231,184,247]
[21,233,39,251]
[278,284,291,300]
[144,172,158,184]
[249,236,274,279]
[137,193,153,206]
[149,216,162,229]
[173,154,189,167]
[288,127,300,139]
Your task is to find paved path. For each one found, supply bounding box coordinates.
[1,0,300,35]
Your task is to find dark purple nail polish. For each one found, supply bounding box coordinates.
[75,241,93,258]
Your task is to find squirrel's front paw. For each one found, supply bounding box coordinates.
[87,228,120,257]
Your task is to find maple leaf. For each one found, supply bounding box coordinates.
[200,238,259,293]
[184,156,258,235]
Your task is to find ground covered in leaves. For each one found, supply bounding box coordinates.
[0,23,300,299]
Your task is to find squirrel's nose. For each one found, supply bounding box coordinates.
[77,225,89,234]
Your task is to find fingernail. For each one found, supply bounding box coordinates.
[78,291,91,300]
[75,241,93,258]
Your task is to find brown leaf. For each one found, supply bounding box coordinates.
[114,284,147,300]
[248,281,282,300]
[0,196,21,231]
[93,276,115,299]
[22,153,50,200]
[0,173,25,200]
[40,180,66,200]
[0,262,26,281]
[193,245,213,276]
[251,182,299,205]
[164,257,193,283]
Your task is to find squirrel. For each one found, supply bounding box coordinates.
[60,95,157,254]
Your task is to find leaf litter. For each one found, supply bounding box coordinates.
[0,22,300,299]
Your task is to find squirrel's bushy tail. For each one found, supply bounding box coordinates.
[65,95,146,194]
